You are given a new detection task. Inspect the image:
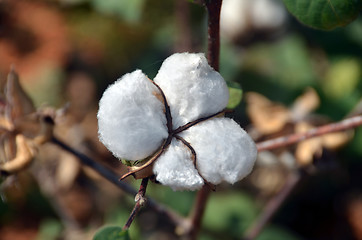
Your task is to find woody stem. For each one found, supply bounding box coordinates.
[123,178,149,230]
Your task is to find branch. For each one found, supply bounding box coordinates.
[244,115,362,239]
[187,185,212,240]
[243,172,301,240]
[123,178,149,230]
[205,0,222,71]
[50,136,185,226]
[256,115,362,152]
[51,136,138,196]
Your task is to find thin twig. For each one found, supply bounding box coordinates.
[51,136,137,196]
[243,172,301,240]
[123,178,149,230]
[256,115,362,152]
[50,136,185,226]
[205,0,222,71]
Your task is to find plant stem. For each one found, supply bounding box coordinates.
[187,185,211,240]
[205,0,222,71]
[256,115,362,152]
[243,172,301,240]
[50,136,185,226]
[51,136,138,196]
[123,178,149,230]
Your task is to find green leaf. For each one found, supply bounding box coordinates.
[93,226,130,240]
[323,58,361,99]
[36,219,62,240]
[202,192,258,238]
[227,81,243,109]
[282,0,362,30]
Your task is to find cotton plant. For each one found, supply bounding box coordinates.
[97,53,257,191]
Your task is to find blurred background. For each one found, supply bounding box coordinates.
[0,0,362,239]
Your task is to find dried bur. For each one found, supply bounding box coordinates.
[0,68,54,176]
[246,88,353,195]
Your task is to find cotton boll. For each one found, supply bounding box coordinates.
[220,0,250,41]
[154,53,229,129]
[251,0,287,30]
[220,0,287,43]
[153,139,204,191]
[98,70,168,161]
[180,118,257,185]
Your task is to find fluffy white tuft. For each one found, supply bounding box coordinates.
[180,118,257,185]
[154,53,229,129]
[153,139,204,191]
[97,70,168,161]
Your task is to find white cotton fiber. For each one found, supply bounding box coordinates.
[154,53,229,129]
[97,70,168,160]
[180,118,257,185]
[153,139,204,191]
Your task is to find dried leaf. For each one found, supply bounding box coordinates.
[321,130,353,149]
[295,122,353,166]
[56,153,81,190]
[246,92,290,134]
[0,134,35,174]
[291,87,320,121]
[0,116,14,132]
[294,122,322,166]
[5,69,35,121]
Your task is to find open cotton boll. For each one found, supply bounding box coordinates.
[97,70,168,161]
[154,53,229,129]
[180,118,257,185]
[153,139,204,191]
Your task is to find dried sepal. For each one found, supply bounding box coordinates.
[0,134,35,174]
[246,92,290,135]
[5,68,35,121]
[295,122,353,166]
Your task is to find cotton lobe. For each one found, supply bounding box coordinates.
[97,70,168,160]
[180,118,257,185]
[154,53,229,129]
[153,139,204,191]
[97,53,257,191]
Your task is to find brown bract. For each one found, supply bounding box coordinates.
[0,69,54,175]
[246,88,352,166]
[246,88,353,195]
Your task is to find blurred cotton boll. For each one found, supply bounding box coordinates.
[220,0,287,44]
